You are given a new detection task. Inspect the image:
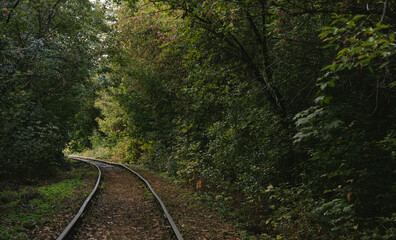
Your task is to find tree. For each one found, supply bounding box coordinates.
[0,0,107,179]
[72,0,395,237]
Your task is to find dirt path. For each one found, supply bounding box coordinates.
[127,166,243,240]
[70,162,173,240]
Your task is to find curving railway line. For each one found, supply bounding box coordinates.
[57,156,183,240]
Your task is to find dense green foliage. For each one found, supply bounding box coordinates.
[2,0,395,238]
[0,0,107,178]
[84,0,395,238]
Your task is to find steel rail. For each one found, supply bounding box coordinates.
[56,157,102,240]
[66,155,184,240]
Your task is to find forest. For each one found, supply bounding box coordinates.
[1,0,395,239]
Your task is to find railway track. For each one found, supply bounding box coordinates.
[57,156,184,240]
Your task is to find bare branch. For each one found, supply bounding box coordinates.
[380,0,388,24]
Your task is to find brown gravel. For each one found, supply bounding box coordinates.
[70,162,173,240]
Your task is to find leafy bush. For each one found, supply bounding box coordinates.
[0,0,107,179]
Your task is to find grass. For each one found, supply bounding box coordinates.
[0,160,96,240]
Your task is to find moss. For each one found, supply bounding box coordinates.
[0,162,96,239]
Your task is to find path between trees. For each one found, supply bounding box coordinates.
[70,162,172,240]
[66,160,244,239]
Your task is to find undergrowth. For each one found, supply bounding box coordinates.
[0,160,96,239]
[126,163,396,240]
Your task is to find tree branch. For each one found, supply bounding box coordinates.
[6,0,21,24]
[46,0,63,32]
[380,0,388,24]
[162,0,287,117]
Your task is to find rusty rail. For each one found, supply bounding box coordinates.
[56,157,102,240]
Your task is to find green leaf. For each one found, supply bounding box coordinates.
[323,43,337,49]
[381,51,392,57]
[314,95,325,104]
[323,96,333,104]
[334,63,343,72]
[321,64,334,71]
[318,31,330,39]
[352,15,365,21]
[390,33,395,43]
